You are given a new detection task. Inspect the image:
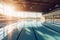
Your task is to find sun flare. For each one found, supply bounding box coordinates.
[0,3,45,23]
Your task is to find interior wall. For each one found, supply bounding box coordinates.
[44,9,60,24]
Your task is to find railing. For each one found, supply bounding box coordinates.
[44,13,60,24]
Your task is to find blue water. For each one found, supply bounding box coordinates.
[0,21,60,40]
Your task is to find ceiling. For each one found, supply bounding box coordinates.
[1,0,60,13]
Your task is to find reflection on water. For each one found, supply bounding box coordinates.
[0,20,60,40]
[36,31,57,40]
